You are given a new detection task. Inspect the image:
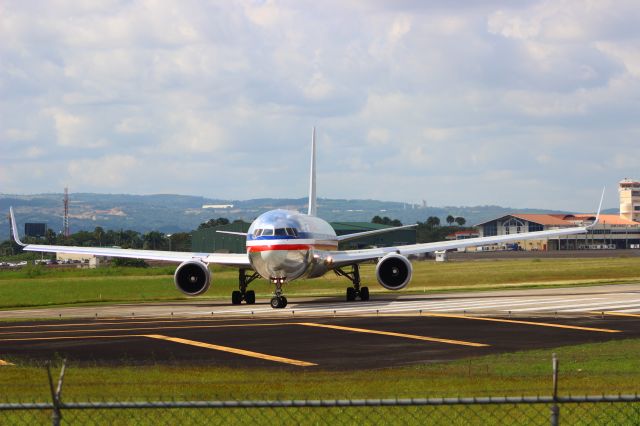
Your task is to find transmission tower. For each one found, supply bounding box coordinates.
[63,187,70,237]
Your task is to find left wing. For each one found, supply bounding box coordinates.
[9,208,250,267]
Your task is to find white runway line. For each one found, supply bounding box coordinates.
[426,297,605,312]
[610,307,640,313]
[181,293,639,316]
[513,299,640,313]
[561,301,640,313]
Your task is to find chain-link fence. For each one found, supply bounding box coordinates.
[2,357,640,425]
[2,395,640,425]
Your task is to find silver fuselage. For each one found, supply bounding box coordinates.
[246,209,338,281]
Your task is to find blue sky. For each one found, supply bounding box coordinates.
[1,0,639,211]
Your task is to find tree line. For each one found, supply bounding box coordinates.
[370,215,473,244]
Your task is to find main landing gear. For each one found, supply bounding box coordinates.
[231,269,260,305]
[270,278,288,309]
[334,264,369,302]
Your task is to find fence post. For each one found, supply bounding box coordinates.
[551,353,559,426]
[46,360,67,426]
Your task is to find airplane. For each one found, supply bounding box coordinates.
[9,128,604,309]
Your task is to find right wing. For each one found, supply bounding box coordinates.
[329,223,590,266]
[9,208,250,267]
[330,188,605,266]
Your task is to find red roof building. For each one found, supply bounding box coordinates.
[475,213,640,251]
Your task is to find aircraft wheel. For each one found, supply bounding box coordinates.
[346,287,356,302]
[360,287,370,301]
[231,291,242,305]
[280,296,288,308]
[245,290,256,304]
[270,297,282,309]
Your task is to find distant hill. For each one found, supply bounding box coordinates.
[0,193,618,240]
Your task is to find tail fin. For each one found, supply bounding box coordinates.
[307,127,317,216]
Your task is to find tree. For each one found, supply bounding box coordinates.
[425,216,441,227]
[198,218,230,230]
[446,215,455,226]
[94,226,105,247]
[372,216,402,226]
[143,231,165,250]
[45,228,57,245]
[454,217,466,226]
[168,232,191,252]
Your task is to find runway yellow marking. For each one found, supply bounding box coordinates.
[0,333,317,367]
[297,323,489,347]
[590,311,640,319]
[418,313,621,333]
[143,334,317,367]
[0,359,14,366]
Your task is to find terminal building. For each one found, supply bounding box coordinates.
[474,179,640,251]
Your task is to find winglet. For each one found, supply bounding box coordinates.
[9,207,26,247]
[587,187,605,229]
[307,126,317,217]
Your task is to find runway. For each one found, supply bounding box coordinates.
[1,283,639,320]
[1,314,638,369]
[1,284,638,369]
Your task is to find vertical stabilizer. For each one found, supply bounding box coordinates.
[308,127,317,216]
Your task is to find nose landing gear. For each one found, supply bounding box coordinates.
[270,277,288,309]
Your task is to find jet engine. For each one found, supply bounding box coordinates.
[375,253,413,290]
[174,261,211,296]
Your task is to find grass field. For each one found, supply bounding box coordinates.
[2,338,639,401]
[1,257,640,309]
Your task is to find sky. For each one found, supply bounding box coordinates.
[1,0,639,212]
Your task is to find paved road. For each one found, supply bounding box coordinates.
[1,284,639,320]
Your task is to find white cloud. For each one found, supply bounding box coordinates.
[1,1,640,211]
[67,155,138,188]
[47,109,106,148]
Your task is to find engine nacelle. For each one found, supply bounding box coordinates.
[174,261,211,296]
[375,253,413,291]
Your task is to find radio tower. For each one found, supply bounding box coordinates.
[63,187,70,238]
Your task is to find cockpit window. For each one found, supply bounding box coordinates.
[274,228,287,236]
[285,227,298,237]
[254,229,262,237]
[262,228,274,236]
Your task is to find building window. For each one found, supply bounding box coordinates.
[634,206,640,211]
[529,223,544,232]
[484,222,497,237]
[503,218,525,234]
